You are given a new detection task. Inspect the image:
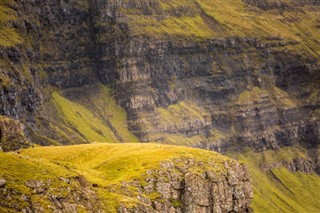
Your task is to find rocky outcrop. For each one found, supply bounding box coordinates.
[0,116,29,151]
[0,176,102,212]
[117,158,253,213]
[285,157,318,174]
[0,144,253,213]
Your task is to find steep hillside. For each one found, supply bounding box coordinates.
[0,0,319,150]
[97,0,320,151]
[0,0,319,212]
[0,143,252,212]
[229,145,320,212]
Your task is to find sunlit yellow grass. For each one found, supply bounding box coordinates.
[0,1,23,47]
[0,143,232,211]
[232,146,320,213]
[51,84,139,144]
[22,143,229,186]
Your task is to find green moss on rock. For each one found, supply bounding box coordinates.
[0,0,23,47]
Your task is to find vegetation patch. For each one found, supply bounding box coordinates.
[236,86,296,107]
[231,146,320,213]
[155,133,205,146]
[170,199,182,208]
[75,84,139,143]
[156,101,210,128]
[236,87,268,105]
[0,0,23,47]
[16,143,230,211]
[147,129,225,148]
[49,85,138,144]
[22,143,228,185]
[51,91,119,143]
[120,0,320,55]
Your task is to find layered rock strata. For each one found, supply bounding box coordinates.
[0,0,319,153]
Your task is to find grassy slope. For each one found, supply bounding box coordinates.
[52,91,119,143]
[2,143,229,212]
[21,143,228,186]
[230,146,320,212]
[151,101,210,145]
[0,0,22,47]
[76,84,139,143]
[0,150,78,212]
[50,84,138,143]
[136,100,225,146]
[124,0,320,55]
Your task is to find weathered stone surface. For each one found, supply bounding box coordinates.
[0,179,6,187]
[0,177,102,213]
[0,116,29,151]
[118,158,253,213]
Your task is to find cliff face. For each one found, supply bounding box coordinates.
[0,0,91,118]
[0,0,319,212]
[118,159,252,213]
[90,0,320,153]
[1,0,319,152]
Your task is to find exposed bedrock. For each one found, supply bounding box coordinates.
[118,158,253,213]
[0,116,29,151]
[100,35,320,152]
[0,0,319,153]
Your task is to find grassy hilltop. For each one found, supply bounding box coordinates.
[1,143,236,212]
[0,0,319,212]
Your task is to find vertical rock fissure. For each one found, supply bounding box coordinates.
[208,182,214,213]
[86,0,126,142]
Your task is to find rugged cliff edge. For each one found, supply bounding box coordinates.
[0,144,253,212]
[0,0,320,212]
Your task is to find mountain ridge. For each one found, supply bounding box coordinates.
[0,0,319,212]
